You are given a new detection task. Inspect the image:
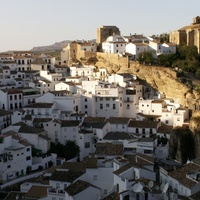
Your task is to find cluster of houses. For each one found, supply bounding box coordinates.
[0,34,199,199]
[102,33,176,59]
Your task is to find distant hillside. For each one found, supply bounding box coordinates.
[31,40,71,52]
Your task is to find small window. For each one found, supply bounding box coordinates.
[26,148,30,152]
[93,175,97,180]
[106,104,109,107]
[26,156,31,160]
[85,142,90,148]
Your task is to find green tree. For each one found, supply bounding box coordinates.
[138,51,155,65]
[63,140,80,160]
[157,53,177,67]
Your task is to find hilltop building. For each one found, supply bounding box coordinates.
[96,26,121,51]
[170,16,200,53]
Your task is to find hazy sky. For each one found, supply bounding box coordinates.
[0,0,199,52]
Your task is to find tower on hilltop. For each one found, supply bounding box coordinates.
[96,26,120,51]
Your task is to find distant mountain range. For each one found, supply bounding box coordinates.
[31,40,71,52]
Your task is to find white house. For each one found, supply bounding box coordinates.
[102,34,126,54]
[160,162,200,197]
[43,119,80,144]
[0,131,32,182]
[125,42,149,59]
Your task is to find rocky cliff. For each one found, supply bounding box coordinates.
[94,55,200,110]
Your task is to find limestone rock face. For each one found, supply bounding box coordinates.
[73,52,200,110]
[189,112,200,158]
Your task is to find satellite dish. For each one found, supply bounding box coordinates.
[162,183,169,194]
[148,181,154,188]
[133,182,143,193]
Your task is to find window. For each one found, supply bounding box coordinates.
[26,156,31,160]
[127,104,130,109]
[93,175,97,180]
[85,142,90,148]
[10,96,12,101]
[14,95,17,100]
[26,148,30,152]
[85,98,87,102]
[7,165,11,169]
[106,104,109,107]
[100,97,103,101]
[104,189,108,194]
[85,105,87,109]
[165,120,169,124]
[113,104,116,109]
[100,104,103,109]
[177,117,180,121]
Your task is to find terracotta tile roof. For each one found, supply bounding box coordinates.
[1,88,22,94]
[103,132,135,140]
[53,119,80,127]
[128,120,159,128]
[0,109,12,117]
[25,103,53,108]
[95,143,123,155]
[102,191,120,200]
[31,58,47,65]
[46,166,59,173]
[113,163,133,175]
[50,170,84,182]
[59,161,86,171]
[157,123,173,134]
[83,121,107,129]
[25,185,49,199]
[65,180,98,196]
[83,116,106,123]
[38,134,50,141]
[126,153,154,166]
[19,125,44,134]
[168,163,200,189]
[33,118,52,123]
[132,42,148,46]
[107,117,131,124]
